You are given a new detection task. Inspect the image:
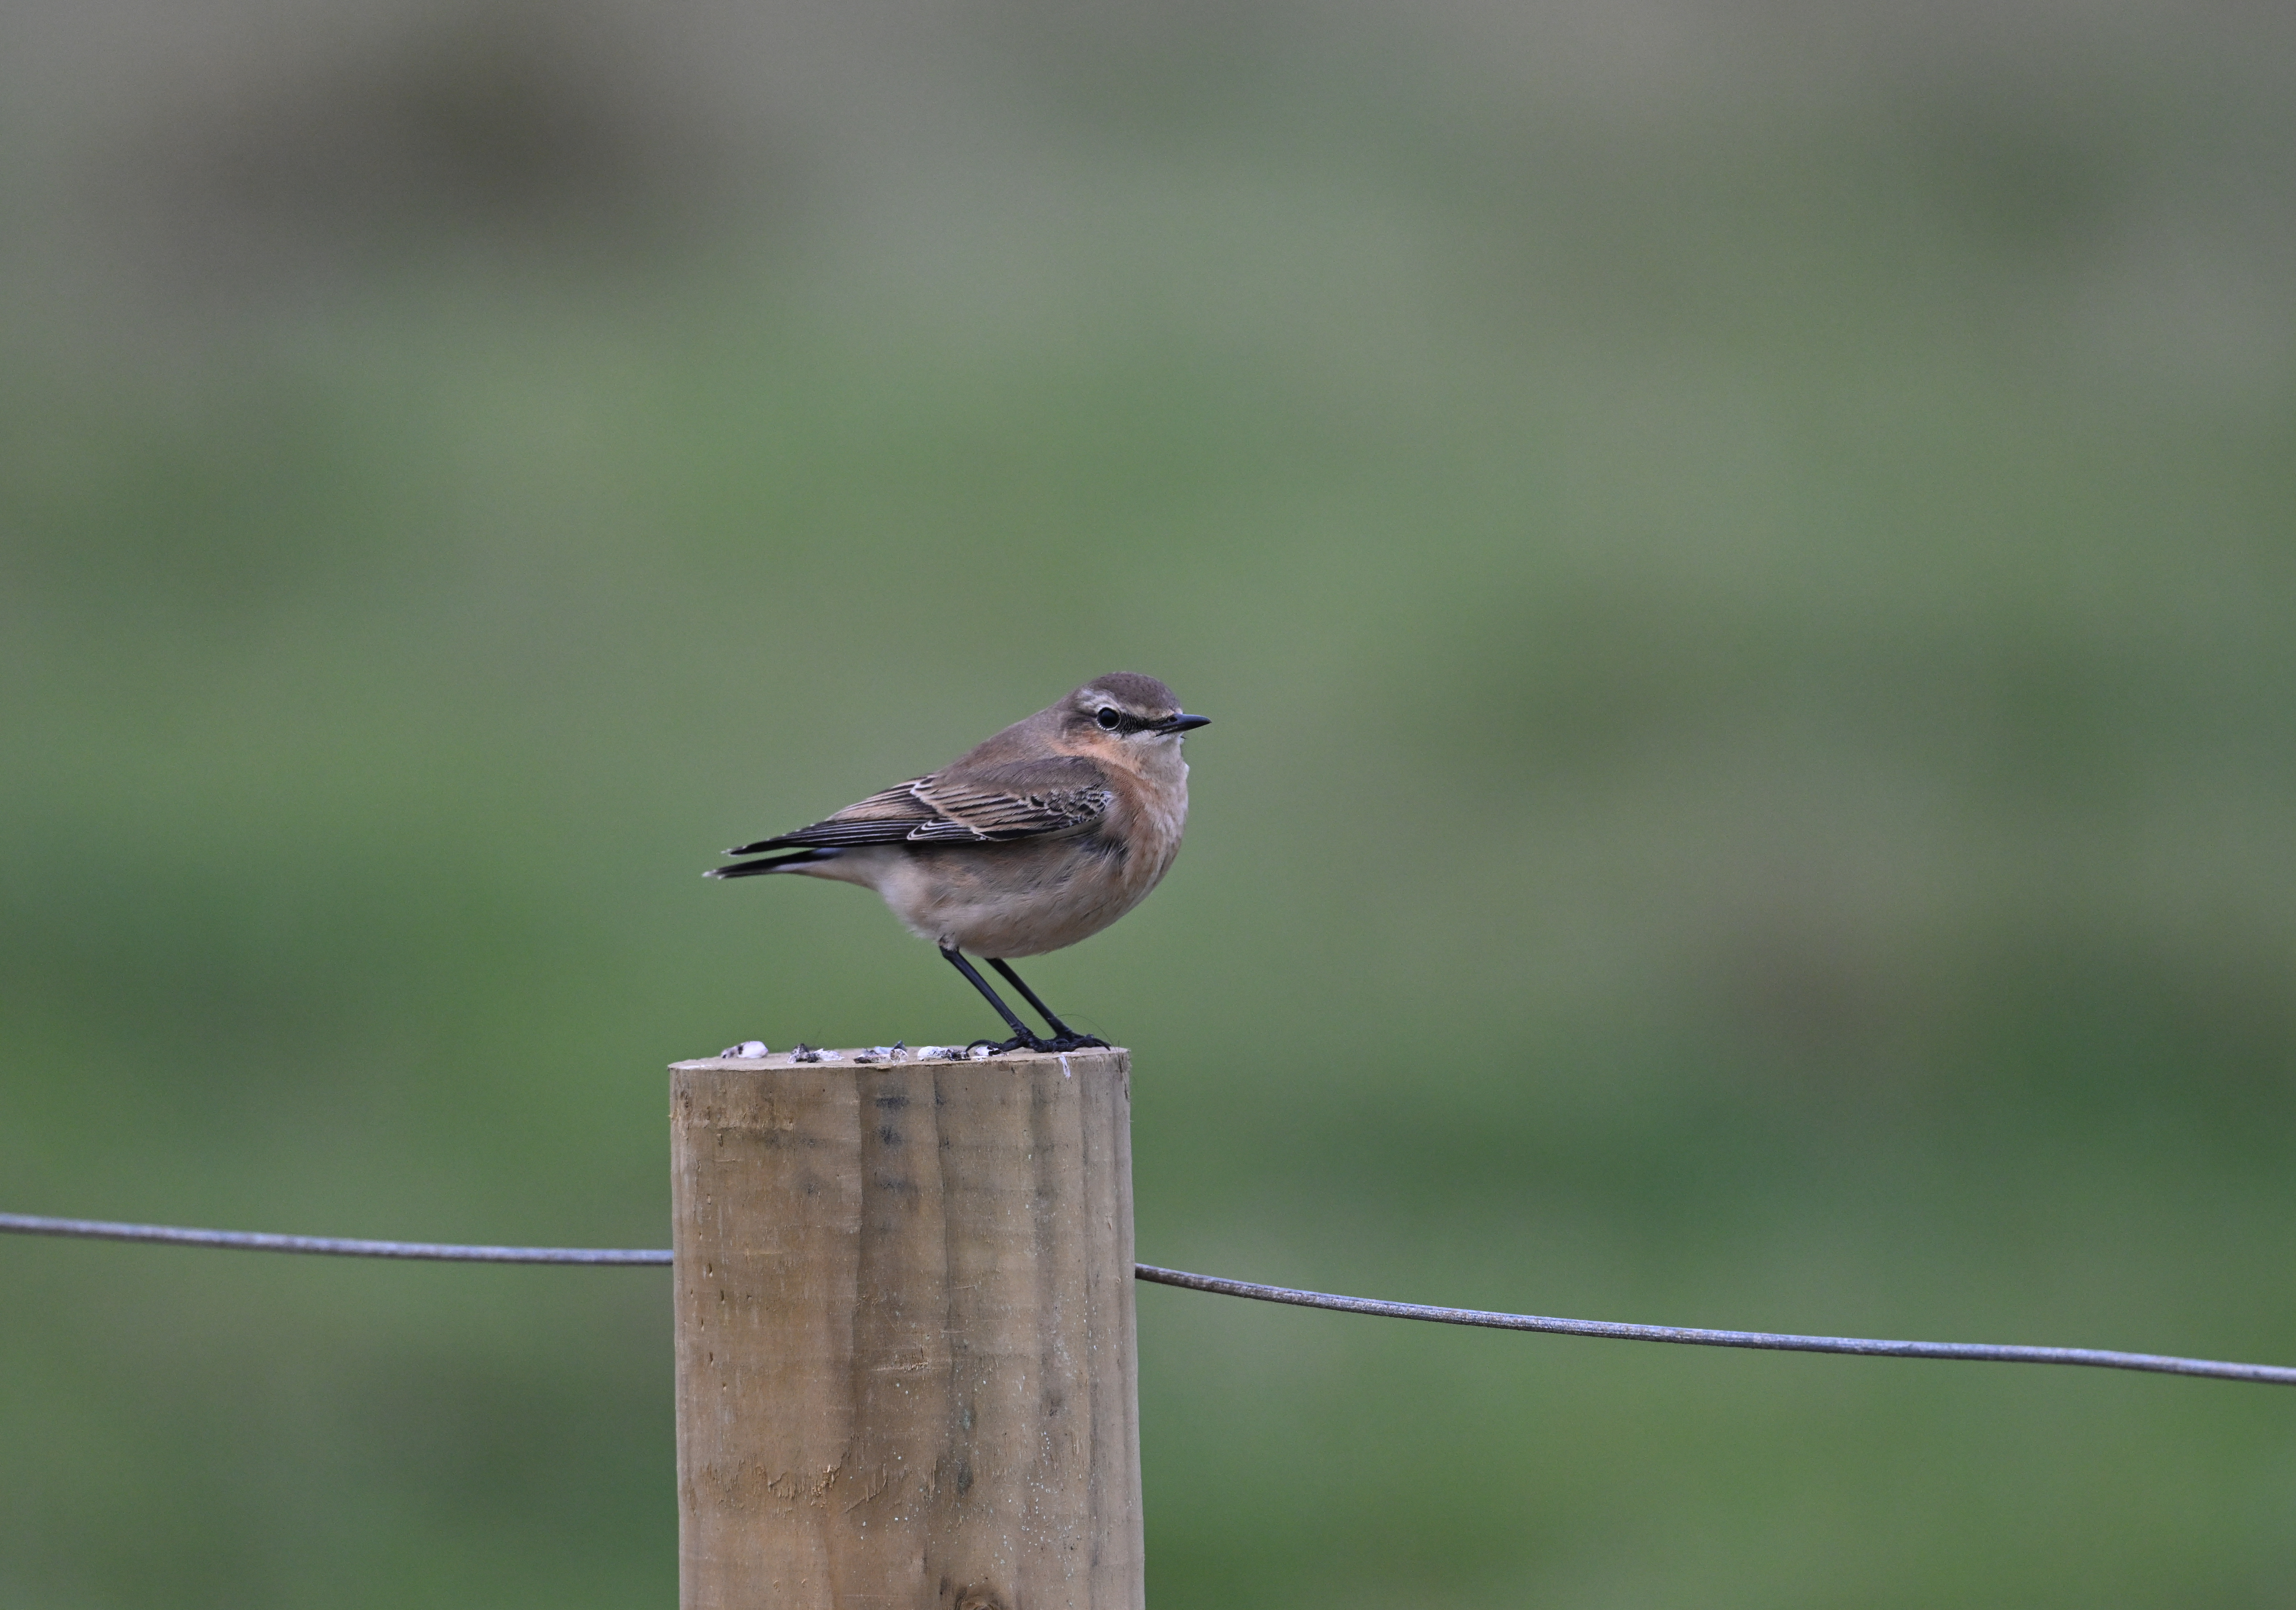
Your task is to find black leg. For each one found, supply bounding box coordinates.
[986,958,1108,1050]
[940,946,1049,1052]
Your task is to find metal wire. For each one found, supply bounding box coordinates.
[6,1211,2293,1385]
[1130,1264,2296,1386]
[0,1212,671,1265]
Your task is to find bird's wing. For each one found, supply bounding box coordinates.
[907,759,1115,841]
[724,758,1114,854]
[722,782,939,852]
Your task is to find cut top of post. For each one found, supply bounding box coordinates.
[671,1046,1126,1072]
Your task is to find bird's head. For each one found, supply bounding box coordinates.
[1059,673,1211,753]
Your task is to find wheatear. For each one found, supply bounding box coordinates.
[708,673,1210,1052]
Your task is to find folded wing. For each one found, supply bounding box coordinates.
[722,756,1115,856]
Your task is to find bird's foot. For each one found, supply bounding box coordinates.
[963,1032,1108,1055]
[966,1034,1049,1055]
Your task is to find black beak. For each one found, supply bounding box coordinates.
[1157,713,1212,733]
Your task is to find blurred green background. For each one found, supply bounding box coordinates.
[5,0,2296,1603]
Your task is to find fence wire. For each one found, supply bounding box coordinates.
[6,1210,2293,1386]
[0,1212,668,1264]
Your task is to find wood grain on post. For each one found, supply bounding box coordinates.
[670,1046,1143,1610]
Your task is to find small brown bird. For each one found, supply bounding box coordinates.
[708,673,1210,1052]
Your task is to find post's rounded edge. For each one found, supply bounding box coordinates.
[668,1046,1131,1073]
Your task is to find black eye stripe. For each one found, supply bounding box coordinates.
[1093,707,1156,734]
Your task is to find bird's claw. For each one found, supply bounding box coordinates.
[966,1035,1046,1055]
[963,1032,1107,1055]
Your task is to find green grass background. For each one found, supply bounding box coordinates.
[4,3,2296,1603]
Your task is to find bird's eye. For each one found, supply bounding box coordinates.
[1096,707,1122,730]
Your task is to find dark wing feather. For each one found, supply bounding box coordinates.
[723,783,938,853]
[904,767,1111,840]
[723,759,1113,856]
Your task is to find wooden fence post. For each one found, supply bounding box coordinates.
[670,1045,1144,1610]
